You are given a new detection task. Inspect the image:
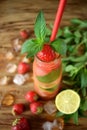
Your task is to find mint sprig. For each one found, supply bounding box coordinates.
[21,11,47,57]
[55,18,87,125]
[21,11,67,57]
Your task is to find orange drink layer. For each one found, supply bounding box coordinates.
[33,54,62,99]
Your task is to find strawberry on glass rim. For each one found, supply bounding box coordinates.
[37,44,56,62]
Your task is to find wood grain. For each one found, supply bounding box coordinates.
[0,0,87,130]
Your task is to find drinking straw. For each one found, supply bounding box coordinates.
[50,0,67,42]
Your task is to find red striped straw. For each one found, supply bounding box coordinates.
[50,0,67,42]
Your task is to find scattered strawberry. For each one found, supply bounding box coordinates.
[30,101,43,114]
[18,62,30,74]
[20,30,29,39]
[25,91,39,103]
[11,117,30,130]
[37,44,56,62]
[12,103,24,115]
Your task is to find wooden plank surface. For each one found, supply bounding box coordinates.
[0,0,87,130]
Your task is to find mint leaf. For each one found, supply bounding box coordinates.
[56,111,64,117]
[51,38,67,55]
[34,11,46,43]
[21,39,42,57]
[71,18,83,25]
[80,98,87,111]
[72,111,79,125]
[63,27,72,38]
[81,88,87,97]
[81,69,87,88]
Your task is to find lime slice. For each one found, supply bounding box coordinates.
[37,68,61,83]
[55,89,80,114]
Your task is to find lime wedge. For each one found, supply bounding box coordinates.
[55,89,80,114]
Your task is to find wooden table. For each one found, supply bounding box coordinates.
[0,0,87,130]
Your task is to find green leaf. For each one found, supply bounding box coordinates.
[74,30,81,38]
[51,38,67,55]
[34,11,46,43]
[65,65,78,77]
[64,37,73,44]
[79,109,87,118]
[80,98,87,111]
[21,39,42,57]
[64,114,72,123]
[63,27,72,37]
[56,111,64,117]
[71,18,83,25]
[81,69,87,88]
[72,111,79,125]
[37,68,61,83]
[81,88,87,97]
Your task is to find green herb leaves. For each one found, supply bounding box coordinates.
[51,38,67,55]
[34,11,46,43]
[21,11,47,57]
[21,39,42,57]
[21,11,67,57]
[55,18,87,125]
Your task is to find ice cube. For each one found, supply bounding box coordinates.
[44,101,57,115]
[42,121,53,130]
[13,38,22,52]
[24,73,30,81]
[6,63,17,73]
[0,76,10,85]
[13,74,26,85]
[5,51,14,60]
[42,119,64,130]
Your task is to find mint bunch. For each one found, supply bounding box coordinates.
[55,18,87,125]
[21,11,66,57]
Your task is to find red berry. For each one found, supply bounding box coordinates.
[37,44,56,62]
[12,103,24,115]
[18,62,30,74]
[25,91,39,103]
[11,117,30,130]
[30,101,43,114]
[20,30,29,39]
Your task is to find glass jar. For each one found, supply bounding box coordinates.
[33,54,62,99]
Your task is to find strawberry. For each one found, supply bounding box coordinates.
[37,44,56,62]
[20,30,29,39]
[12,103,24,115]
[18,62,30,74]
[30,101,43,114]
[25,91,39,103]
[11,117,30,130]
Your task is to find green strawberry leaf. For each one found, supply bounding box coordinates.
[37,68,61,83]
[34,11,47,43]
[51,38,67,55]
[21,39,42,57]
